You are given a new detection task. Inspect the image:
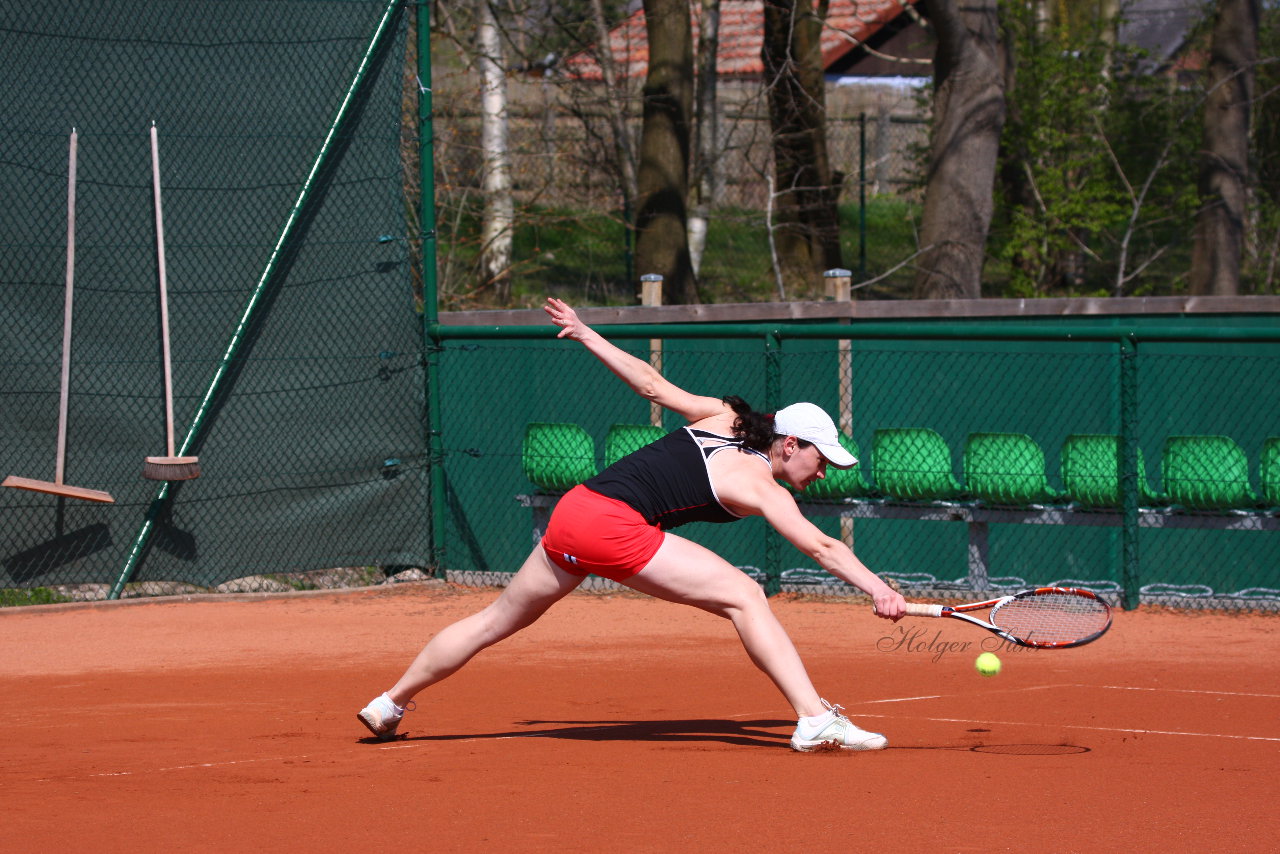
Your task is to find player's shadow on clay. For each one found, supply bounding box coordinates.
[362,718,794,748]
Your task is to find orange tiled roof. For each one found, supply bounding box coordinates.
[563,0,920,80]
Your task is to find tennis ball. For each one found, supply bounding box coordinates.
[975,652,1002,677]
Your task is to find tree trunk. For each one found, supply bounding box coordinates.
[914,0,1006,299]
[688,0,721,277]
[1190,0,1259,296]
[635,0,696,304]
[762,0,844,298]
[477,0,514,301]
[589,0,639,207]
[996,0,1033,286]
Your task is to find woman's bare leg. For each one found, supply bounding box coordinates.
[620,533,827,719]
[385,547,584,706]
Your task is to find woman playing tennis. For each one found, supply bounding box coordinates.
[359,297,907,751]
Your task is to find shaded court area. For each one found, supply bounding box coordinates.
[2,584,1277,852]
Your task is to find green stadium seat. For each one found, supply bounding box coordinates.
[963,432,1064,506]
[1260,437,1280,508]
[1060,434,1160,508]
[803,433,872,500]
[872,428,963,501]
[521,422,597,491]
[1159,435,1258,511]
[604,423,666,468]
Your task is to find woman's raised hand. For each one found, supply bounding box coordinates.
[544,297,589,341]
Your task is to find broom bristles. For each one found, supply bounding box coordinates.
[143,455,201,482]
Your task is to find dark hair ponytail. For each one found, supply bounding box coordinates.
[723,395,775,453]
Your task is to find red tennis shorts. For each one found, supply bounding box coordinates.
[541,485,665,582]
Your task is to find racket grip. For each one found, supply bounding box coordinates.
[903,602,945,617]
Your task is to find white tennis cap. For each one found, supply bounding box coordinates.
[773,402,857,469]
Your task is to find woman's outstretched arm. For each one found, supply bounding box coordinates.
[544,297,726,423]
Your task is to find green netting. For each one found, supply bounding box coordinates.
[432,323,1279,610]
[1,1,429,599]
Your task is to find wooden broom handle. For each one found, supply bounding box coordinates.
[55,128,78,486]
[150,122,177,458]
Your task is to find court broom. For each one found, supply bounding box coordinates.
[142,122,200,481]
[3,128,114,503]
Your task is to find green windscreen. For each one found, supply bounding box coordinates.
[0,1,429,594]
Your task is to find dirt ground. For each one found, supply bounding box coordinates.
[2,583,1277,852]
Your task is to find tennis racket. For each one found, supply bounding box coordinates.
[894,586,1112,649]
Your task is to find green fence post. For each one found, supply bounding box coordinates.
[1119,335,1141,609]
[418,0,446,578]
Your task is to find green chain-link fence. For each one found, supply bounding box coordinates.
[1,0,430,602]
[432,314,1280,611]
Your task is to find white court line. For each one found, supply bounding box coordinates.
[73,755,302,780]
[857,682,1280,707]
[860,684,1078,704]
[1086,684,1280,699]
[861,695,943,704]
[857,713,1280,743]
[851,683,1077,708]
[849,684,1280,743]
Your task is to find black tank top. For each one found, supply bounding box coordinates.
[583,427,771,529]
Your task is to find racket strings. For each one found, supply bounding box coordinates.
[990,592,1110,645]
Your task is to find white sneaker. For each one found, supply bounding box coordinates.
[790,701,887,752]
[357,693,411,741]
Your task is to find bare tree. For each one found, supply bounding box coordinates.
[762,0,843,297]
[1093,117,1185,297]
[688,0,721,277]
[914,0,1006,299]
[1190,0,1260,295]
[477,0,514,300]
[588,0,639,207]
[634,0,696,303]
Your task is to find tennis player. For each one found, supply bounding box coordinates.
[359,297,907,751]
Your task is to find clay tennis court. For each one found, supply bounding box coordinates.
[3,583,1277,852]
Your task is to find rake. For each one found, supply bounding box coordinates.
[3,128,114,504]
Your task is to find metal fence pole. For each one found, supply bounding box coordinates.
[1120,335,1141,609]
[419,0,446,577]
[764,330,782,596]
[825,268,854,552]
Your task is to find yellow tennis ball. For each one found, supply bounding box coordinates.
[975,652,1002,677]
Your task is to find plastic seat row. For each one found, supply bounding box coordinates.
[825,429,1280,511]
[522,423,1280,512]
